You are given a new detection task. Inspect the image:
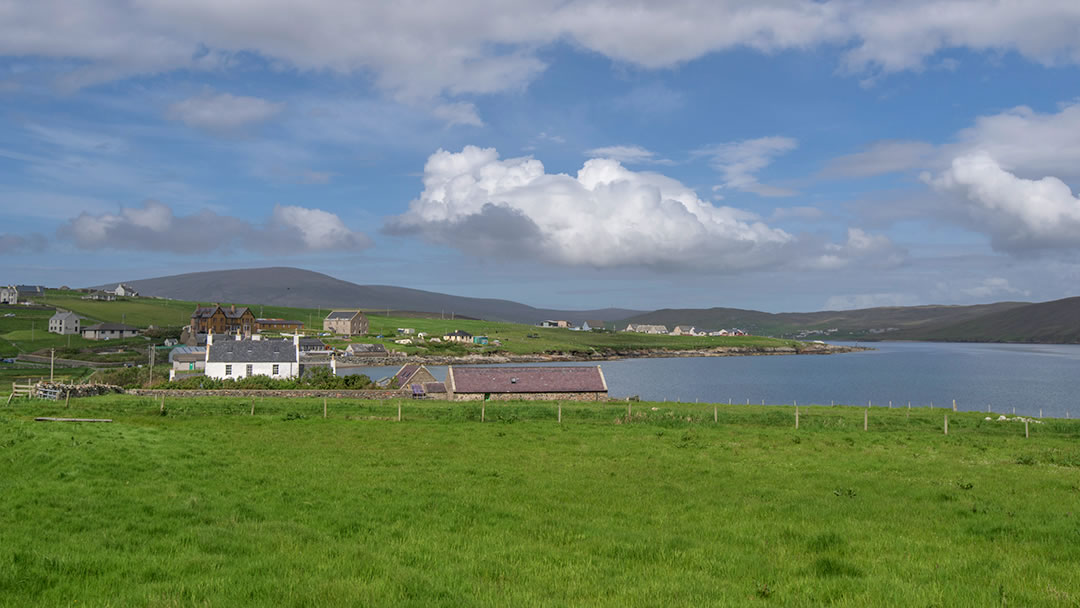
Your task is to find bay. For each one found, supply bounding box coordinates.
[341,341,1080,418]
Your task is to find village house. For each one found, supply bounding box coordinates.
[443,329,473,343]
[108,283,138,297]
[48,310,82,335]
[582,320,605,331]
[81,290,116,301]
[388,364,438,388]
[396,327,415,335]
[81,322,140,340]
[346,343,388,357]
[169,345,207,375]
[624,323,669,334]
[670,325,700,336]
[323,310,368,336]
[538,320,570,328]
[255,318,304,332]
[298,337,327,352]
[190,305,257,336]
[0,285,18,305]
[446,366,608,401]
[204,333,300,381]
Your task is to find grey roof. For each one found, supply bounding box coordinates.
[208,339,297,363]
[15,285,44,293]
[50,311,79,321]
[168,346,206,363]
[326,310,361,320]
[84,322,139,332]
[445,329,473,338]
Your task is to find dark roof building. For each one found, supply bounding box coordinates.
[323,310,368,335]
[347,342,388,356]
[298,337,327,351]
[81,322,141,340]
[446,366,608,401]
[207,338,299,363]
[391,364,438,388]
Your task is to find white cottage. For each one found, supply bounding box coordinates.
[204,333,300,380]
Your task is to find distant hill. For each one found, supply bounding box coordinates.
[889,297,1080,343]
[617,302,1030,339]
[93,267,643,325]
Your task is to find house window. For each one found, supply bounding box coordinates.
[272,364,279,375]
[225,364,232,376]
[246,364,253,376]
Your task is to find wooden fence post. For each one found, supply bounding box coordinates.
[889,400,892,408]
[714,405,718,423]
[795,405,799,430]
[481,401,485,423]
[397,400,402,422]
[558,402,562,424]
[628,402,631,417]
[864,408,868,431]
[953,399,957,412]
[944,414,948,435]
[1025,419,1029,439]
[250,399,255,416]
[159,394,164,414]
[323,398,327,419]
[1039,409,1042,418]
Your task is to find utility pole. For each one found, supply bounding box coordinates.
[148,345,154,386]
[50,348,55,382]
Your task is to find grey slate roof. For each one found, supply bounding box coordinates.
[50,311,79,322]
[449,366,607,394]
[347,343,387,354]
[83,322,139,332]
[168,346,206,363]
[207,339,297,363]
[326,310,360,320]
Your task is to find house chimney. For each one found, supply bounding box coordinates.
[293,333,300,363]
[230,304,235,314]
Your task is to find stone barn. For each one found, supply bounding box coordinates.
[446,366,608,401]
[323,310,368,336]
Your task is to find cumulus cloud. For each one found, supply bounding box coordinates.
[5,2,1080,99]
[695,137,798,197]
[925,152,1080,254]
[58,200,370,254]
[584,145,672,165]
[386,146,898,272]
[166,92,285,133]
[803,228,906,270]
[0,233,46,254]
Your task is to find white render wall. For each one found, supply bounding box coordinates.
[205,360,299,380]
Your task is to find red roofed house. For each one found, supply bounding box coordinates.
[446,365,608,401]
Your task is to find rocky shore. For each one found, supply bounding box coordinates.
[331,342,869,368]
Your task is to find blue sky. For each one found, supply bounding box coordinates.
[3,1,1080,312]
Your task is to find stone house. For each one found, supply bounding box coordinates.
[446,365,608,401]
[190,305,256,336]
[204,334,300,381]
[0,285,18,305]
[48,310,81,335]
[346,343,388,357]
[624,323,668,334]
[389,364,438,388]
[323,310,368,336]
[109,283,138,297]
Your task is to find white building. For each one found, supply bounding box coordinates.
[0,286,17,305]
[109,283,138,297]
[48,310,81,335]
[204,333,300,380]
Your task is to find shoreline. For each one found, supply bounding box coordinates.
[330,343,869,368]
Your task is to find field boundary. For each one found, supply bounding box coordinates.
[128,388,412,399]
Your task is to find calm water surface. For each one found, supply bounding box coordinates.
[343,341,1080,418]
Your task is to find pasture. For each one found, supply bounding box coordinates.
[1,396,1078,606]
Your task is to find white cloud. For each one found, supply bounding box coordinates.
[925,152,1080,253]
[696,136,798,197]
[803,228,905,270]
[59,200,370,254]
[770,206,825,221]
[166,92,285,132]
[955,277,1030,299]
[952,102,1080,179]
[824,292,920,311]
[822,140,936,178]
[584,145,672,165]
[432,102,484,127]
[386,146,899,272]
[5,2,1080,99]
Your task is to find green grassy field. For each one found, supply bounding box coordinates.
[2,396,1078,606]
[24,292,803,357]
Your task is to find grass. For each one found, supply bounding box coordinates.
[1,397,1078,606]
[23,292,805,357]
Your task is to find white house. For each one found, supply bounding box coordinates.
[204,333,300,380]
[0,286,17,305]
[109,283,138,297]
[48,310,81,335]
[624,323,669,334]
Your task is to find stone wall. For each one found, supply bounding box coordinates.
[35,382,125,397]
[128,388,411,399]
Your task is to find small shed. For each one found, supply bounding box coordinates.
[446,366,608,401]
